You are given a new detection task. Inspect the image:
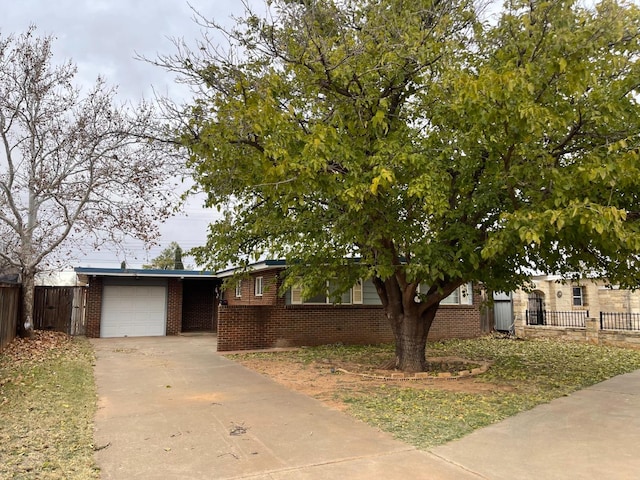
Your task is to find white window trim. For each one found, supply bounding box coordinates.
[255,276,263,297]
[235,280,242,298]
[572,286,584,306]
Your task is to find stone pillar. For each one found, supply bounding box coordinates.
[514,313,526,338]
[585,318,599,345]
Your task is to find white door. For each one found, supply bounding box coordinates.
[101,285,167,337]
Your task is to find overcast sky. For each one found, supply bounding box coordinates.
[0,0,260,269]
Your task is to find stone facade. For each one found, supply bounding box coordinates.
[512,275,640,323]
[518,319,640,351]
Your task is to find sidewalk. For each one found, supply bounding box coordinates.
[431,370,640,480]
[92,336,640,479]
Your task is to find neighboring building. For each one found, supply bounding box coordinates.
[36,270,85,287]
[513,275,640,325]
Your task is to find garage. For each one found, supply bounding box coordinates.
[75,267,221,338]
[101,284,167,337]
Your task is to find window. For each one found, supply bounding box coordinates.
[572,286,584,306]
[441,288,460,305]
[425,283,473,305]
[255,276,263,296]
[290,280,359,305]
[235,280,242,298]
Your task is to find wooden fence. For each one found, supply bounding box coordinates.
[33,286,87,335]
[0,284,20,352]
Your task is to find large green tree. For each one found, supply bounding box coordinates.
[143,242,186,270]
[162,0,640,372]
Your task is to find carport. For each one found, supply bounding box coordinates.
[75,267,220,338]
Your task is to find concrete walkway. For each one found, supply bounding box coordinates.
[92,336,640,479]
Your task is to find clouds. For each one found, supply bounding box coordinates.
[0,0,253,268]
[0,0,247,101]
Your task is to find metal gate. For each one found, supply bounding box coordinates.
[493,291,514,333]
[526,292,546,325]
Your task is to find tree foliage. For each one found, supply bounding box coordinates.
[143,241,185,270]
[0,27,183,335]
[161,0,640,371]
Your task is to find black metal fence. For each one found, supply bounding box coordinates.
[526,310,589,328]
[600,312,640,331]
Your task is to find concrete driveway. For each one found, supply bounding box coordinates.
[91,336,475,479]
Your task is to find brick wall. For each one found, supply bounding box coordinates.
[166,279,182,335]
[224,269,280,307]
[85,277,103,338]
[217,279,483,351]
[428,288,484,341]
[182,279,218,331]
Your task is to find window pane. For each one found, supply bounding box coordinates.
[304,292,327,304]
[441,288,460,304]
[328,280,351,304]
[572,287,583,306]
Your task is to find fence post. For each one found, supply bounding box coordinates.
[585,318,599,345]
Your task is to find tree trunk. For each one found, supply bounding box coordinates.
[388,305,438,373]
[20,271,35,338]
[373,272,449,373]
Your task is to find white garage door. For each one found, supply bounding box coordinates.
[101,285,167,337]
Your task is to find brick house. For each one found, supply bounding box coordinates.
[75,267,220,338]
[76,262,486,350]
[216,261,485,351]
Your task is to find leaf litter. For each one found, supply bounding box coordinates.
[0,331,99,479]
[231,336,640,449]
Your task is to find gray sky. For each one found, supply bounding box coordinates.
[0,0,257,269]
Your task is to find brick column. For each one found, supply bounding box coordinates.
[166,279,183,335]
[85,277,103,338]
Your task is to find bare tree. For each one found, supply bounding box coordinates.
[0,27,184,337]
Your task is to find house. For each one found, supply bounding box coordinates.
[75,262,487,350]
[75,267,220,338]
[512,275,640,325]
[215,261,486,351]
[507,275,640,349]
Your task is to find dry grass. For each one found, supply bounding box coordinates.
[0,332,99,479]
[231,336,640,448]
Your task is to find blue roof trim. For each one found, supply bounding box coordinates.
[74,267,218,278]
